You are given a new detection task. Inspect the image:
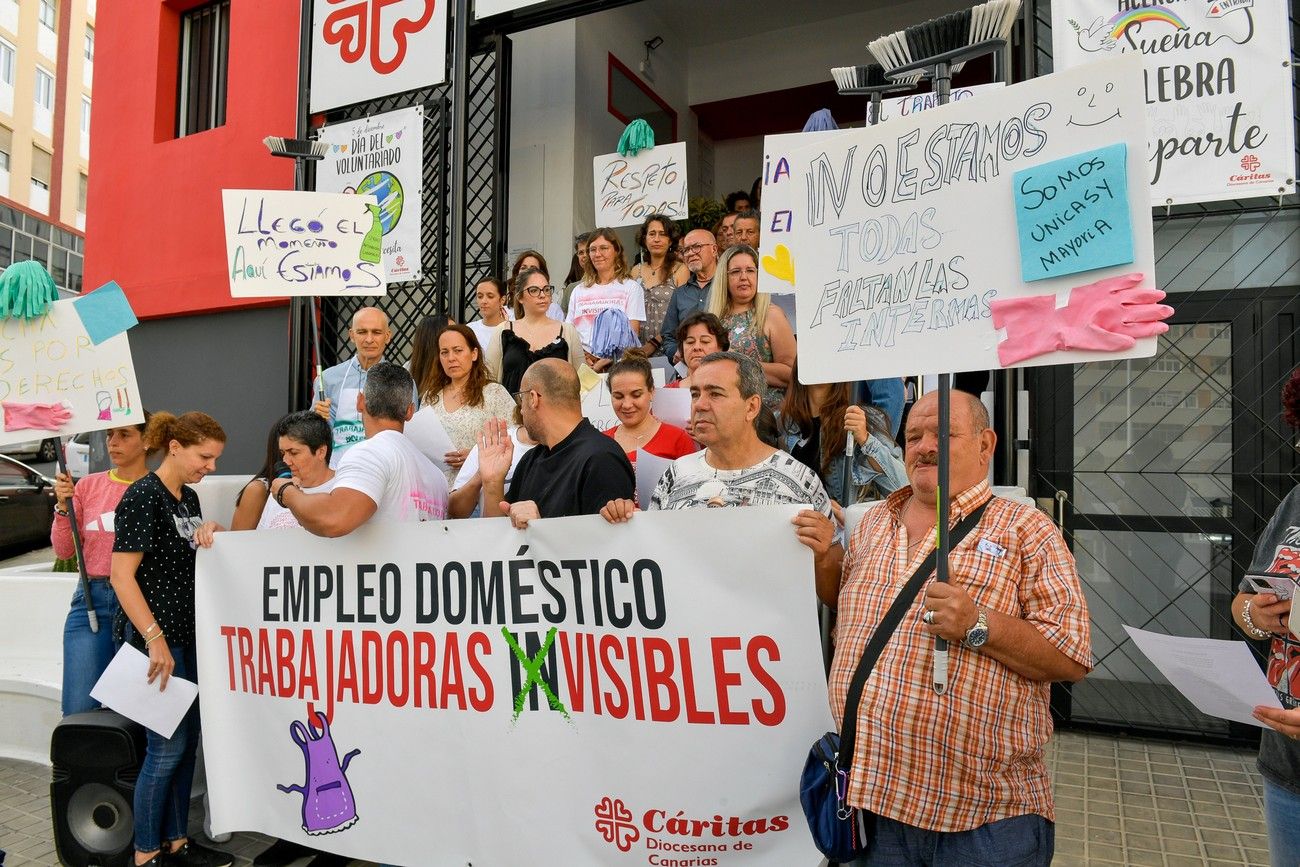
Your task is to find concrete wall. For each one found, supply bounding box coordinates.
[127,306,289,476]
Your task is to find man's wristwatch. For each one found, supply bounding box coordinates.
[962,609,990,649]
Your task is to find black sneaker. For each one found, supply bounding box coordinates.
[164,840,234,867]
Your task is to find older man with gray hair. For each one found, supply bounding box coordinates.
[601,351,842,602]
[273,361,447,535]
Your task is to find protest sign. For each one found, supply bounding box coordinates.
[317,107,424,284]
[310,0,447,113]
[593,142,688,228]
[784,54,1156,382]
[1013,143,1133,282]
[196,508,831,865]
[222,190,387,298]
[0,292,142,447]
[1053,0,1295,205]
[760,85,1003,294]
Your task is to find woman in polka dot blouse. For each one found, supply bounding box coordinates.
[109,410,230,867]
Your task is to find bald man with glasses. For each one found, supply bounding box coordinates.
[660,229,720,365]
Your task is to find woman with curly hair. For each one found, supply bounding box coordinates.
[408,322,514,485]
[629,213,688,356]
[110,411,228,867]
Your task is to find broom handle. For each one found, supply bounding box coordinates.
[932,60,954,696]
[59,442,99,633]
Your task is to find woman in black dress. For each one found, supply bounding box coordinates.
[485,265,584,392]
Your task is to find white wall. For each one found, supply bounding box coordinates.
[507,20,578,272]
[574,3,690,234]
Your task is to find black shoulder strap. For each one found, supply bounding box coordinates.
[836,497,994,771]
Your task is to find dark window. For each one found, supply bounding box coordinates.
[67,251,83,294]
[176,0,230,137]
[607,54,677,144]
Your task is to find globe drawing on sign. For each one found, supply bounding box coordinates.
[356,171,404,234]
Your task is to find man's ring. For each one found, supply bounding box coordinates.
[923,610,936,625]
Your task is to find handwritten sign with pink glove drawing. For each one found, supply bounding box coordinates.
[782,54,1169,382]
[0,281,143,447]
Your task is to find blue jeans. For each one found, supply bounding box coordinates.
[62,579,121,716]
[850,812,1053,866]
[1264,778,1300,867]
[133,643,200,854]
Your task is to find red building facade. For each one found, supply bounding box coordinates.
[85,0,299,319]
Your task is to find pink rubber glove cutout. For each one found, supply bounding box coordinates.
[990,273,1173,366]
[2,400,73,432]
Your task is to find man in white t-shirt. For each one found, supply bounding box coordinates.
[271,362,448,535]
[600,351,841,605]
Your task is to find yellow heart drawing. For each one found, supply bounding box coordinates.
[761,244,796,285]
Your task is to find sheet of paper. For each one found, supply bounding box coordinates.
[635,450,673,510]
[1013,143,1134,282]
[651,388,692,431]
[90,643,199,738]
[1123,626,1282,727]
[72,281,139,345]
[404,407,455,474]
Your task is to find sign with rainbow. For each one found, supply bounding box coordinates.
[1053,0,1294,206]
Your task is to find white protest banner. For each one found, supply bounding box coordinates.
[1053,0,1295,205]
[760,85,1003,294]
[222,190,387,298]
[0,292,142,447]
[317,107,424,284]
[196,509,831,865]
[594,141,689,228]
[309,0,447,113]
[785,54,1156,382]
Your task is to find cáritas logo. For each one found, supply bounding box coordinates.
[1228,153,1273,186]
[593,795,790,855]
[595,796,640,852]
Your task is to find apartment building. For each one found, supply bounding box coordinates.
[0,0,94,293]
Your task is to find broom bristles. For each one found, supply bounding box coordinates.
[871,0,1021,74]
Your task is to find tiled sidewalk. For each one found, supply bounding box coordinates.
[0,730,1273,866]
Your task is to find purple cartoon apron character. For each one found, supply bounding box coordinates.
[276,714,361,835]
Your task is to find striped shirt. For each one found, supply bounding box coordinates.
[829,480,1092,832]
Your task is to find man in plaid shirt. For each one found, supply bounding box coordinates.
[832,389,1092,866]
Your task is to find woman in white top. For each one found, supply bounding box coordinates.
[411,322,515,485]
[484,266,585,394]
[255,412,336,530]
[468,278,509,352]
[566,227,646,372]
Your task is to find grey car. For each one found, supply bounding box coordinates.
[0,453,57,550]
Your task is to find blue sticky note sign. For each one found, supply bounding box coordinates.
[72,281,138,345]
[1013,143,1134,283]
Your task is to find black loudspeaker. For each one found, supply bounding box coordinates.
[50,710,146,867]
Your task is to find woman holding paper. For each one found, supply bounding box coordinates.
[410,322,515,486]
[109,410,229,867]
[602,350,696,465]
[51,413,154,716]
[1233,367,1300,867]
[706,245,795,411]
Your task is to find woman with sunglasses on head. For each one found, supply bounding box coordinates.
[51,412,155,716]
[707,244,795,411]
[485,265,584,394]
[110,411,229,867]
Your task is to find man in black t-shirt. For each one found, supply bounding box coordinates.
[480,358,633,527]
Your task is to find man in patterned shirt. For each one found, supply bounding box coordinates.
[600,351,841,601]
[832,389,1091,866]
